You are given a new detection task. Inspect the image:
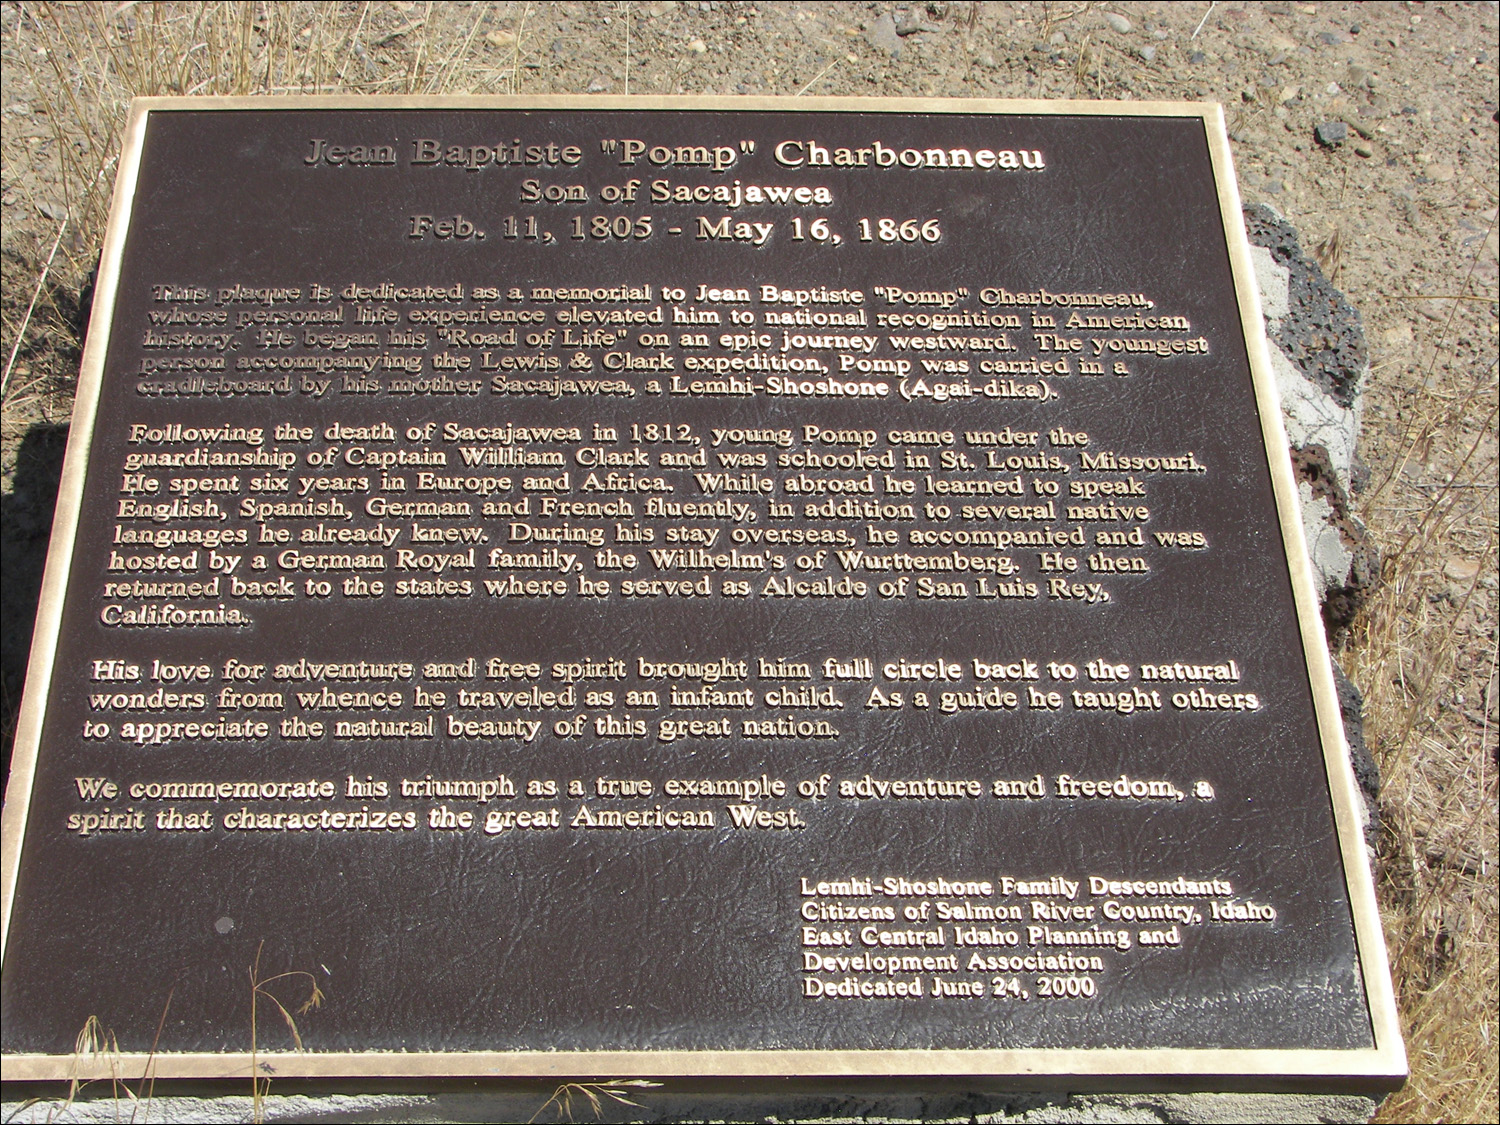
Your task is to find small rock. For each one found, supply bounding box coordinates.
[894,13,937,36]
[687,38,707,54]
[1427,163,1455,183]
[1188,50,1206,64]
[37,201,67,223]
[1318,29,1352,45]
[1354,143,1373,158]
[587,78,609,93]
[1380,323,1414,352]
[484,29,515,48]
[1103,12,1131,34]
[976,51,999,69]
[1315,121,1348,146]
[1444,558,1481,583]
[1139,45,1156,63]
[865,12,900,55]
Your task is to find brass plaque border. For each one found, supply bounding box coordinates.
[0,95,1405,1089]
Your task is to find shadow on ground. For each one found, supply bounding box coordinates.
[2,421,68,789]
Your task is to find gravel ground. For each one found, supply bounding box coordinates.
[2,3,1496,1120]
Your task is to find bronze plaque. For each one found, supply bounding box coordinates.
[1,98,1403,1089]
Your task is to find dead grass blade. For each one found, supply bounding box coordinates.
[0,212,66,402]
[248,941,326,1122]
[529,1080,662,1123]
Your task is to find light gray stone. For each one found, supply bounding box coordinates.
[1076,1092,1379,1123]
[1,1092,430,1123]
[1250,244,1291,324]
[1300,481,1358,598]
[865,12,901,55]
[1270,344,1359,488]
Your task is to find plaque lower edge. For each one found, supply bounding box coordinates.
[1,1046,1408,1092]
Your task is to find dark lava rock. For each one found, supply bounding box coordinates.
[1244,203,1379,633]
[1315,120,1349,146]
[1243,203,1367,409]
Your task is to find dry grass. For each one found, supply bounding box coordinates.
[2,1,541,437]
[6,1000,172,1123]
[2,4,1496,1122]
[248,941,324,1123]
[528,1079,662,1123]
[1349,255,1499,1122]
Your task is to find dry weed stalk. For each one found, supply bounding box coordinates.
[1314,227,1344,286]
[7,992,173,1123]
[0,211,65,401]
[528,1079,662,1123]
[248,941,324,1123]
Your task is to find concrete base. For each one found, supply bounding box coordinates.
[3,1087,1380,1123]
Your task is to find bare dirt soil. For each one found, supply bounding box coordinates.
[2,3,1495,1120]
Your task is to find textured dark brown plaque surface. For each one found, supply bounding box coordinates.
[2,98,1402,1087]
